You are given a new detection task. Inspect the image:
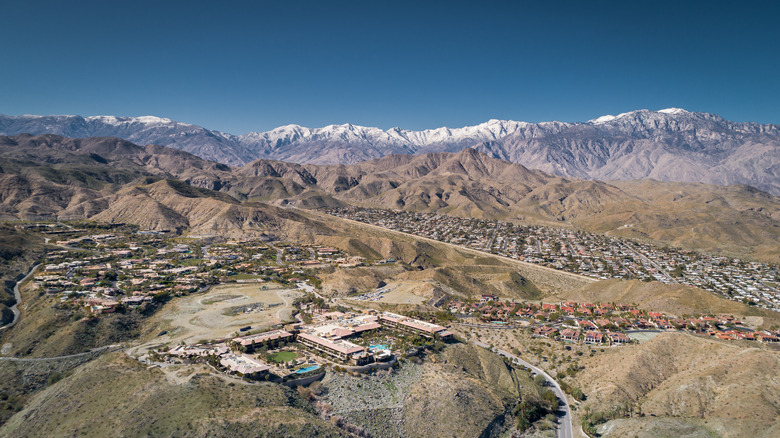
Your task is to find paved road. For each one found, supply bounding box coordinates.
[621,242,677,284]
[296,281,325,300]
[0,264,41,331]
[486,226,499,251]
[472,340,575,438]
[267,243,285,266]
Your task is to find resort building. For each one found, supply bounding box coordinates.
[307,314,381,340]
[378,312,453,340]
[233,330,294,352]
[297,333,372,365]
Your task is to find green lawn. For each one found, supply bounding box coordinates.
[267,351,298,363]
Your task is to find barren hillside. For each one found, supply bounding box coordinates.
[573,332,780,438]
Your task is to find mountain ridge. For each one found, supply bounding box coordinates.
[2,110,779,194]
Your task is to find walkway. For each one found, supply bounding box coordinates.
[0,344,122,362]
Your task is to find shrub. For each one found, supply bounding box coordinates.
[46,372,64,386]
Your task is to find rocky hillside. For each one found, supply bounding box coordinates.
[0,353,345,437]
[0,226,45,326]
[320,343,552,438]
[475,109,780,195]
[0,115,254,166]
[0,134,327,239]
[288,149,780,261]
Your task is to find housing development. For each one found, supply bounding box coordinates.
[327,207,780,311]
[23,222,370,315]
[452,296,780,345]
[5,206,780,437]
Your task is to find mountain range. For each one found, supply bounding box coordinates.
[1,134,778,262]
[2,109,779,195]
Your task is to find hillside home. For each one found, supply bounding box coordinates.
[533,326,558,338]
[607,332,630,344]
[560,329,580,342]
[584,331,603,344]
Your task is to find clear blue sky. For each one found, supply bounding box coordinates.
[1,0,778,133]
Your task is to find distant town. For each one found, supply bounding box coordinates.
[326,207,780,312]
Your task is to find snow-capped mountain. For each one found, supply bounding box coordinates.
[0,114,253,166]
[472,108,780,195]
[1,109,779,194]
[236,119,533,164]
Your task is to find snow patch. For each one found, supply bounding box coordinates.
[85,115,184,126]
[589,115,617,124]
[658,108,687,114]
[135,116,175,124]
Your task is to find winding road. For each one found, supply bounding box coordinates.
[276,290,293,320]
[473,340,576,438]
[0,263,41,331]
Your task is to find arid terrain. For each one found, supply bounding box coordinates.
[0,133,778,437]
[142,282,301,348]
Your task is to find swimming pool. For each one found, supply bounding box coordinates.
[295,365,320,374]
[369,344,388,351]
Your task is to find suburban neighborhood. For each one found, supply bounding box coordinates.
[328,207,780,311]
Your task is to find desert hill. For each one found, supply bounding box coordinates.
[301,149,780,261]
[0,343,555,438]
[302,209,582,296]
[0,135,328,240]
[318,343,555,438]
[0,226,45,326]
[573,332,780,438]
[235,148,780,261]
